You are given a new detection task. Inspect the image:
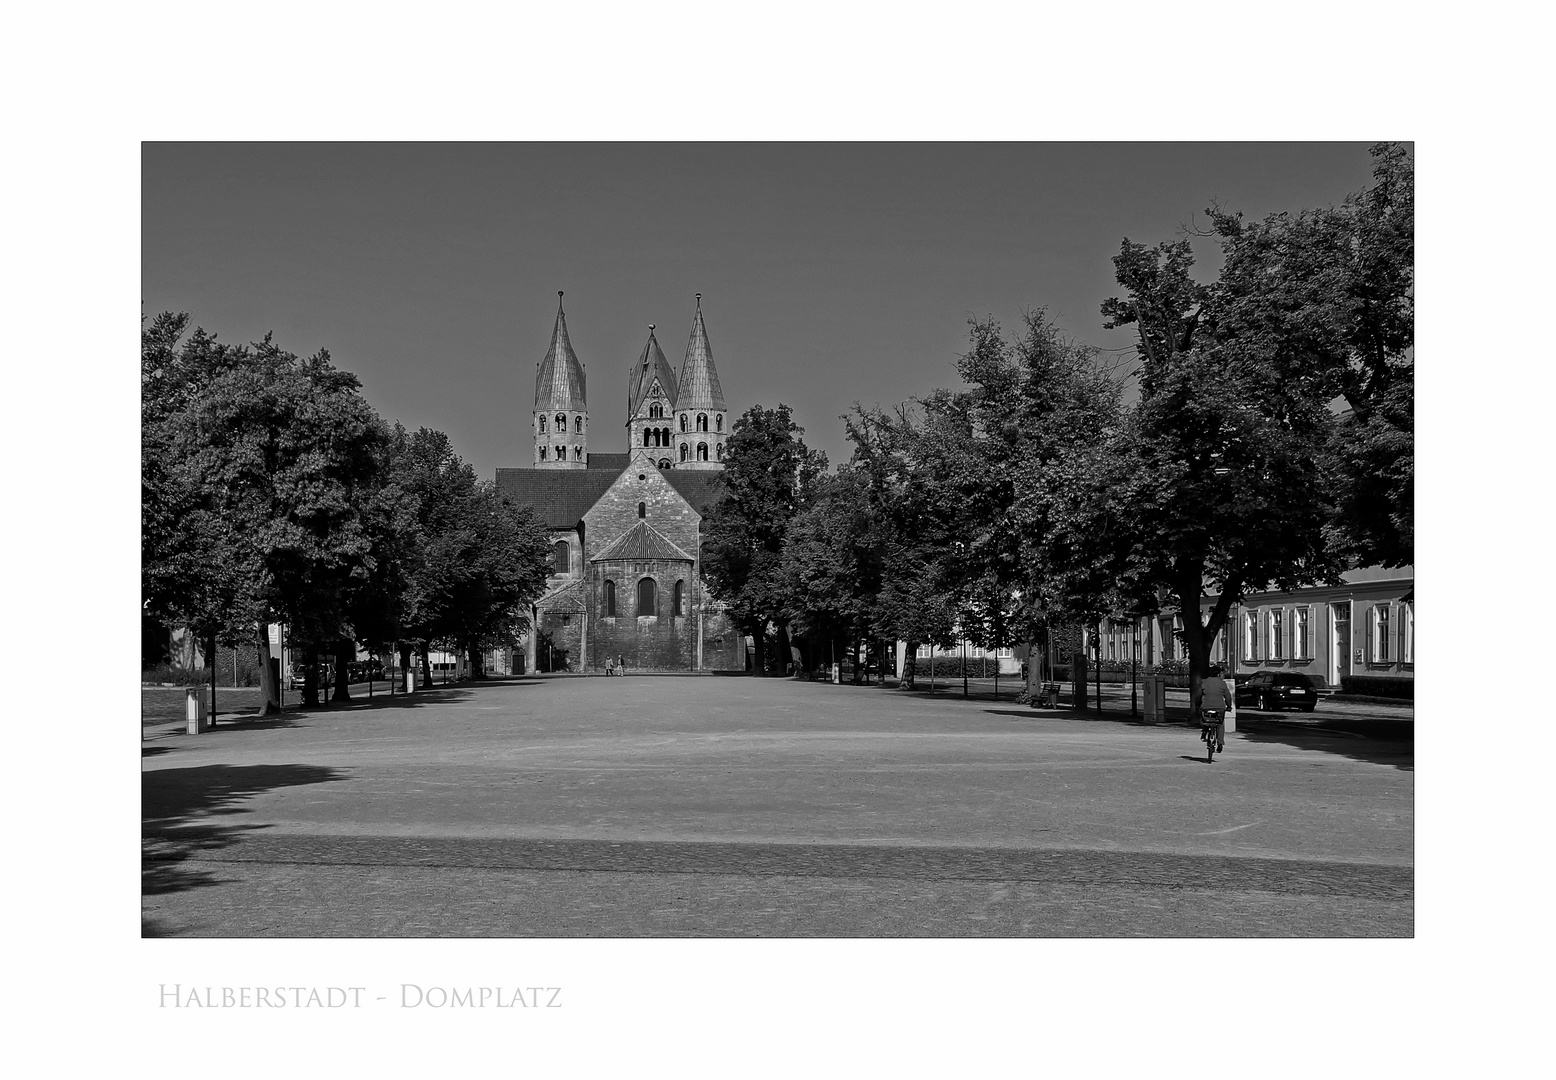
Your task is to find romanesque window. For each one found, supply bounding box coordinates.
[552,540,568,573]
[673,580,685,616]
[573,446,582,460]
[538,415,547,433]
[657,458,671,470]
[604,580,616,617]
[555,445,565,460]
[697,442,708,461]
[715,414,723,432]
[680,443,689,462]
[697,413,708,432]
[680,415,688,433]
[637,577,656,617]
[574,416,583,433]
[538,446,548,461]
[643,430,652,447]
[556,413,566,431]
[650,402,663,419]
[638,502,646,518]
[715,443,723,460]
[661,427,670,445]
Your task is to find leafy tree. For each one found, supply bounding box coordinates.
[702,404,827,675]
[778,467,882,676]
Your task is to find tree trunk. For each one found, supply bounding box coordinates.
[775,623,793,677]
[851,636,862,684]
[332,643,351,703]
[1073,634,1087,712]
[420,642,433,688]
[1024,638,1040,699]
[302,643,320,707]
[903,640,918,689]
[256,623,280,715]
[468,641,484,679]
[207,629,218,726]
[750,623,765,677]
[398,641,414,691]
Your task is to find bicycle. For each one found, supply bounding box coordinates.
[1200,708,1224,763]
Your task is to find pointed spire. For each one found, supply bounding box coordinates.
[534,291,586,412]
[676,293,726,412]
[628,323,678,419]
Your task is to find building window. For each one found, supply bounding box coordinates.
[573,446,582,460]
[555,445,565,460]
[538,446,547,461]
[1243,611,1259,662]
[715,442,724,460]
[1373,604,1391,662]
[552,540,568,574]
[538,415,547,433]
[680,443,689,462]
[638,501,646,519]
[649,402,663,419]
[658,458,671,470]
[1293,606,1310,660]
[673,579,685,616]
[697,413,708,432]
[715,414,723,432]
[1171,615,1184,660]
[697,442,709,461]
[1403,603,1413,664]
[556,413,566,431]
[637,577,656,616]
[680,415,688,433]
[604,580,616,617]
[1269,609,1285,661]
[574,416,583,433]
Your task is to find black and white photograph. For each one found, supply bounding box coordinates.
[9,3,1546,1074]
[138,141,1415,940]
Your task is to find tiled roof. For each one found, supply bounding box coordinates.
[663,470,725,515]
[533,296,586,412]
[495,468,617,528]
[590,520,694,563]
[675,296,726,412]
[496,461,725,527]
[627,327,678,419]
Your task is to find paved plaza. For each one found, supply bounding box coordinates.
[142,676,1413,937]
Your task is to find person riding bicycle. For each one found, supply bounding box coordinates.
[1200,664,1233,753]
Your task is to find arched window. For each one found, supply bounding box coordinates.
[604,580,616,617]
[552,540,568,573]
[573,446,582,460]
[697,413,708,432]
[661,427,670,445]
[658,458,671,470]
[574,416,583,433]
[538,415,547,433]
[638,501,646,518]
[556,413,566,431]
[680,443,689,462]
[538,446,548,461]
[555,445,565,460]
[715,414,723,432]
[673,579,684,616]
[697,442,709,461]
[679,414,688,433]
[715,442,724,460]
[649,402,663,419]
[637,577,656,616]
[643,429,652,447]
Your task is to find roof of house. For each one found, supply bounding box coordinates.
[590,519,694,563]
[674,295,726,412]
[627,327,678,419]
[536,577,586,614]
[533,295,586,413]
[496,462,725,529]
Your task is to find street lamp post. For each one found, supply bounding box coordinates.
[1131,625,1139,718]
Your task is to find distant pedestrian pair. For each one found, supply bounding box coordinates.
[605,656,627,676]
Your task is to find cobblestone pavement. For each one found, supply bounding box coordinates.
[142,676,1412,937]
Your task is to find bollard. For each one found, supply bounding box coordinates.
[185,686,205,734]
[406,669,416,693]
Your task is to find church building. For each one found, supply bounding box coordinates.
[495,293,746,673]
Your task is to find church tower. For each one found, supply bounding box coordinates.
[532,292,587,469]
[627,324,679,470]
[673,294,728,471]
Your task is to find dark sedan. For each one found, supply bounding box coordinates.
[1236,670,1319,712]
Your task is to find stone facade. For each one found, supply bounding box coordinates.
[497,296,745,673]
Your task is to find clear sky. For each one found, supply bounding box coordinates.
[143,143,1382,478]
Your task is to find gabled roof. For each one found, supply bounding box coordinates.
[533,293,586,412]
[590,519,694,563]
[675,294,726,412]
[495,460,725,529]
[627,326,678,419]
[496,467,618,529]
[663,470,725,516]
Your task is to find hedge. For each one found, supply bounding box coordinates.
[1339,674,1414,700]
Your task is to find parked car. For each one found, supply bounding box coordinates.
[1235,670,1318,712]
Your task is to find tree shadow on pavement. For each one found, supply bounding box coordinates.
[1233,720,1413,771]
[142,763,350,918]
